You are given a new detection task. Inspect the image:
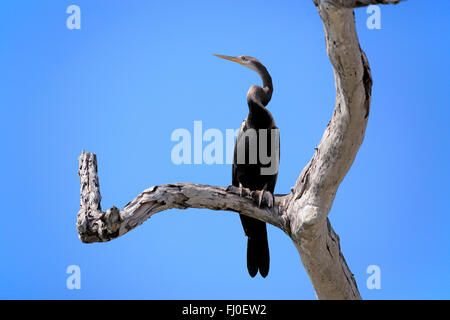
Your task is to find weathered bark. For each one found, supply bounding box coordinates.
[77,151,291,243]
[329,0,404,8]
[76,0,404,299]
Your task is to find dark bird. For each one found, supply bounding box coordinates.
[214,54,280,278]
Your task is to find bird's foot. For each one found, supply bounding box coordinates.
[226,186,274,208]
[251,190,274,209]
[226,185,251,198]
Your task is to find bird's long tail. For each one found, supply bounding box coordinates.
[240,215,270,278]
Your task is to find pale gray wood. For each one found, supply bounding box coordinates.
[76,0,404,299]
[77,150,291,243]
[319,0,404,8]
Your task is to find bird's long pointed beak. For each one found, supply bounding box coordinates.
[214,54,242,65]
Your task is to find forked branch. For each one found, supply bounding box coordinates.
[76,0,404,299]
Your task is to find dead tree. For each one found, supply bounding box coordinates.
[76,0,404,300]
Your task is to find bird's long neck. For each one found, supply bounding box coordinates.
[254,63,273,107]
[246,63,274,127]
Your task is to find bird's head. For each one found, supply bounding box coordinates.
[214,54,273,106]
[213,54,262,73]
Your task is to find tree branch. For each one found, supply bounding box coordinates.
[313,0,405,8]
[284,0,373,300]
[76,0,404,299]
[280,0,401,299]
[77,151,291,243]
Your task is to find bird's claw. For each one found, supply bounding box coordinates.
[251,190,274,209]
[226,186,274,209]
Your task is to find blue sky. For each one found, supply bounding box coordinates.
[0,0,449,299]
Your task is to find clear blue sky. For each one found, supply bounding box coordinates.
[0,0,448,299]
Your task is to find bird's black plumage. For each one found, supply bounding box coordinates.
[215,55,279,278]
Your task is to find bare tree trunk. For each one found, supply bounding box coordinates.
[76,0,404,299]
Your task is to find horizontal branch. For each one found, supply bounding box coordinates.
[313,0,405,8]
[77,151,291,243]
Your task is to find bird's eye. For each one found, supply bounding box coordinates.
[241,56,246,61]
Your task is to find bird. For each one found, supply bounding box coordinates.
[214,54,280,278]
